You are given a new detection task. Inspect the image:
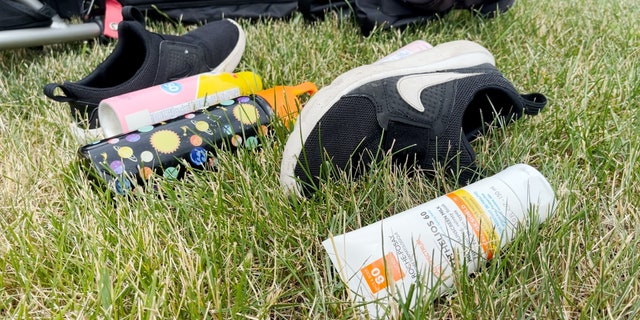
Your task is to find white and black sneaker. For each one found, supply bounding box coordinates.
[279,40,547,196]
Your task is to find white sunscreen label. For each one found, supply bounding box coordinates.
[322,164,556,318]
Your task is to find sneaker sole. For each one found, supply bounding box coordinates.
[210,19,246,73]
[279,40,496,195]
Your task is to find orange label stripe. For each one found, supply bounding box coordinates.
[447,190,499,259]
[360,252,405,294]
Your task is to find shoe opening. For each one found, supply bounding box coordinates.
[85,25,147,88]
[461,88,518,140]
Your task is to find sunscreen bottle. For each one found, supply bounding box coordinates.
[98,71,263,137]
[322,164,556,318]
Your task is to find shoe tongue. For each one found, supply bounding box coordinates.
[117,20,167,55]
[451,78,526,183]
[115,20,160,63]
[117,20,179,86]
[459,79,524,140]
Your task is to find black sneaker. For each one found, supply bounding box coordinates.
[279,40,547,196]
[43,15,245,138]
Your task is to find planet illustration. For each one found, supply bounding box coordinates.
[125,133,141,142]
[163,167,179,180]
[232,103,260,125]
[208,157,218,167]
[150,130,180,154]
[140,150,154,163]
[109,160,124,174]
[222,124,233,136]
[190,135,203,146]
[185,113,195,119]
[192,120,213,135]
[231,135,243,147]
[114,178,132,194]
[189,147,208,166]
[258,125,269,136]
[138,125,154,133]
[114,146,137,162]
[140,167,153,180]
[107,138,119,144]
[245,136,259,150]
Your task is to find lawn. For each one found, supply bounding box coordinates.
[0,0,639,318]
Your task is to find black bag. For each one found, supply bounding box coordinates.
[118,0,352,23]
[42,0,85,19]
[298,0,352,21]
[355,0,515,35]
[8,0,512,35]
[29,0,303,22]
[120,0,299,23]
[0,0,56,30]
[120,0,513,36]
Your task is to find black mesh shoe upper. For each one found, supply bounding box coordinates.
[293,63,546,195]
[294,95,384,192]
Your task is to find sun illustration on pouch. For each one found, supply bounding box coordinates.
[150,130,180,154]
[232,103,259,125]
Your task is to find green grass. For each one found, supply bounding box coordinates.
[1,0,639,318]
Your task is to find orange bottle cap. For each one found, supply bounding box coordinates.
[256,82,318,128]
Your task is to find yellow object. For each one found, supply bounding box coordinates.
[196,71,263,98]
[256,82,318,127]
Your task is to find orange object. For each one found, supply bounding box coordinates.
[256,82,318,127]
[360,252,405,294]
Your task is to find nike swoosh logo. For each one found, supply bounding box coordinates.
[397,72,482,112]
